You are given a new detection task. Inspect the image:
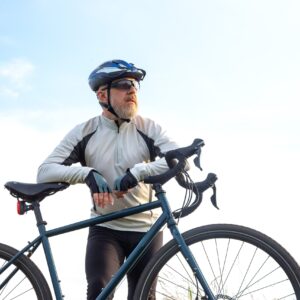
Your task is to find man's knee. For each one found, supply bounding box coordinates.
[87,277,114,300]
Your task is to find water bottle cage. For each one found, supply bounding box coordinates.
[17,199,33,215]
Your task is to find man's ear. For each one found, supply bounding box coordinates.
[96,89,107,102]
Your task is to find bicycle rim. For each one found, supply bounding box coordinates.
[134,224,300,300]
[0,243,52,300]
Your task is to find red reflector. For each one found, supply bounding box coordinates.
[17,200,25,215]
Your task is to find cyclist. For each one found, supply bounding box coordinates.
[37,59,179,299]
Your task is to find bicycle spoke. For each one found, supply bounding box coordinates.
[155,267,198,298]
[236,271,295,299]
[164,261,196,288]
[235,253,270,295]
[1,273,32,300]
[215,238,229,297]
[1,266,20,291]
[238,278,293,298]
[1,260,38,300]
[201,241,220,290]
[213,239,295,299]
[5,287,33,300]
[215,238,224,296]
[235,247,259,296]
[157,275,191,294]
[145,250,205,299]
[277,293,297,300]
[221,240,245,290]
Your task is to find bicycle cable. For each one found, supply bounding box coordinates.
[174,170,199,224]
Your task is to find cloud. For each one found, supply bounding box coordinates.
[0,58,35,97]
[0,86,20,98]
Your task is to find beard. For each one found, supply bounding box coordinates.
[113,98,138,119]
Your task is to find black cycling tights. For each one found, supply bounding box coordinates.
[85,226,163,300]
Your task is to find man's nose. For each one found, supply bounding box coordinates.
[127,86,136,94]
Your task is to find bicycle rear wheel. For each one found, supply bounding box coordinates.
[0,243,52,300]
[134,224,300,300]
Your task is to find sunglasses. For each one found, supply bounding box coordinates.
[110,79,140,91]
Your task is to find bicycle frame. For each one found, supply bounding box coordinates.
[1,184,216,300]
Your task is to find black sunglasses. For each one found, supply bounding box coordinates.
[110,79,140,91]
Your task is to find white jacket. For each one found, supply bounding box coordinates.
[37,115,178,231]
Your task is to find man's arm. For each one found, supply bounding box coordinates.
[37,123,94,184]
[131,117,181,182]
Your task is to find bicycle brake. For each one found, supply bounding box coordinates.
[210,183,219,209]
[193,145,203,171]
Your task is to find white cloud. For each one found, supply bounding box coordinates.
[0,86,20,98]
[0,58,35,97]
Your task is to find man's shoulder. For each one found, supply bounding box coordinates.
[132,115,163,137]
[69,115,100,137]
[133,115,157,127]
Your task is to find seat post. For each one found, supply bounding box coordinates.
[32,200,47,229]
[31,200,64,299]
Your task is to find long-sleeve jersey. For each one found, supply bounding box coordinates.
[37,114,178,231]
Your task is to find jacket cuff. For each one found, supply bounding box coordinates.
[130,163,149,181]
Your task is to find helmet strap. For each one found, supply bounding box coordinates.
[99,83,130,122]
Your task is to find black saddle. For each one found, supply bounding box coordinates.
[4,181,69,202]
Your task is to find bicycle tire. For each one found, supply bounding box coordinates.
[134,224,300,300]
[0,243,52,300]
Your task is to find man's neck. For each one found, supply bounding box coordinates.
[102,111,125,126]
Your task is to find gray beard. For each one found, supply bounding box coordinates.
[113,103,138,119]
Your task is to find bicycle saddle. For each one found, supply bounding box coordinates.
[4,181,69,202]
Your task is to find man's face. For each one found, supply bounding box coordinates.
[98,77,139,120]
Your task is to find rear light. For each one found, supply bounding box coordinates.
[17,200,33,215]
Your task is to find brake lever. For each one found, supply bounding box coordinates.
[190,139,205,171]
[210,184,218,209]
[194,173,219,209]
[193,146,203,171]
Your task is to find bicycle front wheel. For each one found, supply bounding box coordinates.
[134,224,300,300]
[0,243,52,300]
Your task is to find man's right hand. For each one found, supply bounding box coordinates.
[85,171,113,208]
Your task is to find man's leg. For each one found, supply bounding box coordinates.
[126,232,163,299]
[85,226,125,300]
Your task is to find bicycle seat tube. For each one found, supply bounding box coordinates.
[32,201,64,300]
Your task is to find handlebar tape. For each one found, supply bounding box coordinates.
[144,139,204,185]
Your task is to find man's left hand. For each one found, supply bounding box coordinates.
[114,170,138,193]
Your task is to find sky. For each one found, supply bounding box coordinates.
[0,0,299,299]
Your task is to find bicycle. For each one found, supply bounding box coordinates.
[1,139,300,300]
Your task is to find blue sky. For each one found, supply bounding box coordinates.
[0,1,299,299]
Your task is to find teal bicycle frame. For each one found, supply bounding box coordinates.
[1,183,216,300]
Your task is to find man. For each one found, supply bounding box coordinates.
[37,59,178,299]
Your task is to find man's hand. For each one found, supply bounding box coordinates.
[85,171,113,208]
[113,170,138,196]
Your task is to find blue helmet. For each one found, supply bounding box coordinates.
[88,59,146,92]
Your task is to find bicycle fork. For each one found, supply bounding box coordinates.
[170,225,216,300]
[158,190,216,300]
